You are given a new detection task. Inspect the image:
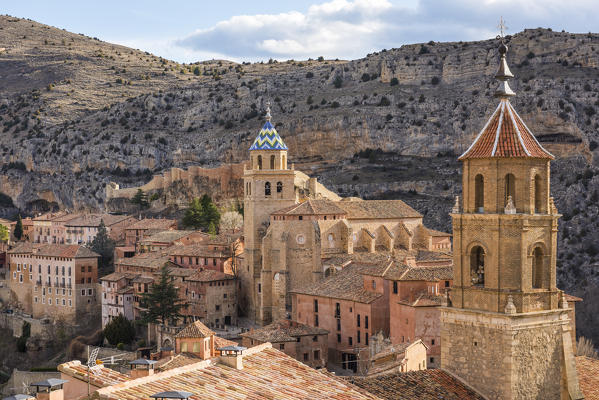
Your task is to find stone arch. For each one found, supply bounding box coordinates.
[276,181,283,193]
[534,174,543,213]
[474,174,484,212]
[466,242,489,287]
[162,338,172,349]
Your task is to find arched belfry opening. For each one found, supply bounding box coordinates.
[257,155,262,170]
[475,174,484,212]
[532,247,544,288]
[534,174,543,213]
[265,182,271,196]
[276,181,282,193]
[470,246,485,286]
[270,155,275,169]
[505,173,516,207]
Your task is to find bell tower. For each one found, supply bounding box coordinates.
[240,103,296,322]
[441,30,583,400]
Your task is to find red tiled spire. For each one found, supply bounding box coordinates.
[459,42,554,160]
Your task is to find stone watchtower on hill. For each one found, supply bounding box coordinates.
[241,104,296,321]
[441,40,583,399]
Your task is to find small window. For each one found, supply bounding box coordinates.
[357,314,361,327]
[296,337,301,343]
[265,182,271,196]
[372,280,376,289]
[257,155,262,170]
[258,283,261,293]
[348,337,353,346]
[314,314,319,327]
[357,331,361,343]
[431,339,435,345]
[279,343,285,350]
[312,335,318,342]
[270,155,275,169]
[365,333,369,345]
[303,353,309,361]
[337,334,341,343]
[314,299,318,312]
[393,281,398,294]
[365,316,369,329]
[314,350,320,360]
[337,319,341,331]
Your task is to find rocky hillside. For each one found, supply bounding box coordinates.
[0,16,598,341]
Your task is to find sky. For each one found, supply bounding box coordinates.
[3,0,598,63]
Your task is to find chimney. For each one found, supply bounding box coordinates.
[218,346,247,370]
[129,359,157,378]
[30,379,68,400]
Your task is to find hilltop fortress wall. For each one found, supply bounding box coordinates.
[106,163,246,201]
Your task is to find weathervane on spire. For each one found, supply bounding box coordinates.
[494,16,515,98]
[265,101,272,122]
[497,16,508,42]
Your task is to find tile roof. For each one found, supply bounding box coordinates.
[96,344,379,400]
[272,199,347,216]
[334,199,421,219]
[141,231,196,244]
[184,269,235,282]
[214,336,238,349]
[347,369,484,400]
[426,228,451,237]
[65,214,132,227]
[127,219,177,231]
[117,254,174,270]
[156,354,203,372]
[58,360,131,388]
[175,320,215,338]
[8,243,99,258]
[100,272,140,282]
[249,120,288,151]
[415,250,453,263]
[399,293,445,307]
[241,319,328,343]
[385,263,453,282]
[167,244,229,258]
[576,356,599,400]
[291,263,383,303]
[459,99,553,160]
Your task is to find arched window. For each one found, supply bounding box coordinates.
[270,155,275,169]
[276,181,282,193]
[475,174,484,212]
[265,182,271,196]
[534,175,542,213]
[532,247,543,288]
[505,173,516,207]
[257,155,262,170]
[470,246,485,286]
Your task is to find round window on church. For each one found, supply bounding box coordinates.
[296,234,306,244]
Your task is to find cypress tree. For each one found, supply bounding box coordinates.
[140,265,188,326]
[14,214,23,240]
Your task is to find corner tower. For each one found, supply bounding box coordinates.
[441,40,583,399]
[241,104,296,322]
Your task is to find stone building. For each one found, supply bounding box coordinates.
[7,243,99,322]
[240,319,329,369]
[240,106,451,325]
[441,42,583,399]
[124,218,177,247]
[99,272,138,328]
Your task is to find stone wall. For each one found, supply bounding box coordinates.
[441,306,581,399]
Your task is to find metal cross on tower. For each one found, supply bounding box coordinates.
[497,17,508,41]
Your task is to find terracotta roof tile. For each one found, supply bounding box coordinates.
[460,99,553,160]
[291,263,383,303]
[184,269,234,282]
[156,354,203,372]
[96,344,379,400]
[576,356,599,400]
[347,369,484,400]
[127,219,177,231]
[58,360,131,388]
[335,199,421,219]
[241,319,328,343]
[65,214,132,227]
[272,199,347,216]
[140,230,199,244]
[167,244,228,258]
[8,243,99,258]
[175,320,215,338]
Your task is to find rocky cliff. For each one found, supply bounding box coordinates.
[0,16,598,341]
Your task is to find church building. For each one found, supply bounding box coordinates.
[241,106,451,325]
[441,39,583,399]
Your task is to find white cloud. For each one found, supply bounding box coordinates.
[137,0,599,63]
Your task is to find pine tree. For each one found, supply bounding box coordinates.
[182,198,204,229]
[104,314,136,345]
[200,194,220,230]
[14,214,23,240]
[131,189,149,208]
[89,219,115,272]
[140,265,188,326]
